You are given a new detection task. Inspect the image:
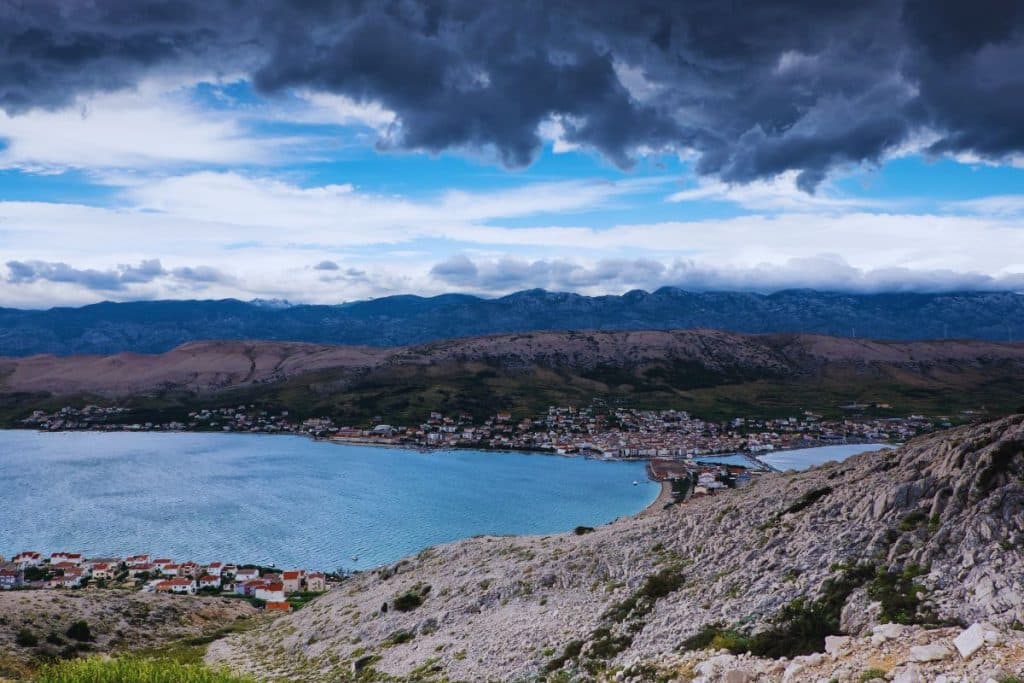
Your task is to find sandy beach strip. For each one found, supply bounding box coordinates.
[640,480,674,516]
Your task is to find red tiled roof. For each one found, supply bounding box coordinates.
[266,601,291,611]
[282,571,301,580]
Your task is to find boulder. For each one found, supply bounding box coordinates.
[824,635,850,656]
[724,670,753,683]
[908,643,952,662]
[871,622,906,645]
[953,623,986,659]
[891,664,922,683]
[781,661,804,683]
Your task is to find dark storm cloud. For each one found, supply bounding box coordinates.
[2,1,1022,187]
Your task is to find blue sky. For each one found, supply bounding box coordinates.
[0,76,1022,307]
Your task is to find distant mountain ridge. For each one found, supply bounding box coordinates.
[1,288,1022,356]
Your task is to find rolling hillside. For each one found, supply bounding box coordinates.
[2,330,1023,424]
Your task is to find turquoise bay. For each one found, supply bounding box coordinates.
[0,431,657,571]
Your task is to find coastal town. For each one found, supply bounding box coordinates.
[0,549,330,612]
[21,401,944,460]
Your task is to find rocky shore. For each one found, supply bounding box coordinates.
[208,415,1024,681]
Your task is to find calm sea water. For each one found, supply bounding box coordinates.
[0,431,657,571]
[759,442,892,471]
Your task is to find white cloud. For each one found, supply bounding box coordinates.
[0,87,274,171]
[666,171,885,212]
[291,91,397,129]
[949,194,1024,216]
[0,169,1022,305]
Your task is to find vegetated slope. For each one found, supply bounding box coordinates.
[206,416,1024,682]
[1,331,1023,423]
[0,590,260,681]
[1,289,1023,356]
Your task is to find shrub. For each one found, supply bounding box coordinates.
[784,486,833,515]
[587,627,633,659]
[382,630,415,647]
[16,628,38,647]
[393,592,423,612]
[32,657,256,682]
[573,526,595,535]
[868,564,931,624]
[543,640,583,673]
[898,510,928,531]
[66,621,93,642]
[603,567,685,623]
[679,623,751,653]
[858,669,888,682]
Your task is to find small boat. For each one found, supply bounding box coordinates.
[351,555,359,562]
[632,480,639,485]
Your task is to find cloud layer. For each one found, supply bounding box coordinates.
[2,1,1022,186]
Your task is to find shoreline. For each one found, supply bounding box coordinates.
[641,480,674,516]
[2,424,896,464]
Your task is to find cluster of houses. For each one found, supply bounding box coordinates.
[22,399,945,461]
[0,550,327,613]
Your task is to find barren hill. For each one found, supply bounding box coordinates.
[207,416,1024,681]
[2,330,1023,422]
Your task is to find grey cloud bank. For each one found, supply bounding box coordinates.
[429,255,1024,296]
[5,259,229,292]
[2,0,1022,188]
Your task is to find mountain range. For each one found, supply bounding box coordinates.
[1,289,1022,357]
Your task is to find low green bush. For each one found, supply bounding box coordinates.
[392,591,423,612]
[898,510,928,531]
[65,621,93,643]
[784,486,833,515]
[16,628,38,647]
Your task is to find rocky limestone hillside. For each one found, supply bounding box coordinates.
[207,415,1024,681]
[2,330,1022,400]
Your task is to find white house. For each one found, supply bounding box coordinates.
[156,578,196,594]
[91,563,115,580]
[234,567,260,582]
[50,552,83,565]
[198,575,221,590]
[306,572,326,592]
[13,551,42,569]
[254,582,286,602]
[281,570,304,594]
